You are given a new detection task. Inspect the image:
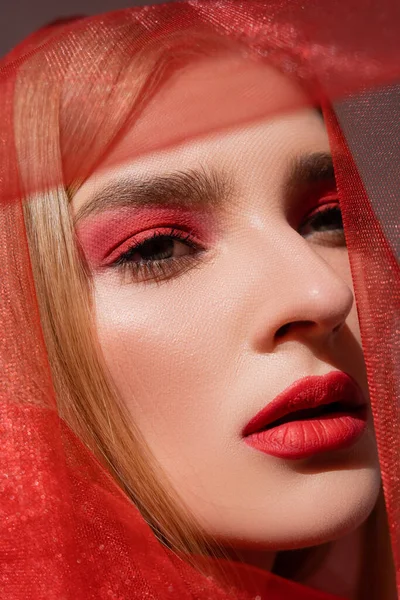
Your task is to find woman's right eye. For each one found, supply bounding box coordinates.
[118,235,191,263]
[112,228,206,284]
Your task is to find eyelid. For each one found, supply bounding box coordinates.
[302,194,340,221]
[104,226,204,266]
[100,213,207,262]
[76,206,216,270]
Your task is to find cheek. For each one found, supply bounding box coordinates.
[92,279,233,442]
[319,247,361,338]
[317,248,371,399]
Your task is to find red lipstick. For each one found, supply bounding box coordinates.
[243,371,368,460]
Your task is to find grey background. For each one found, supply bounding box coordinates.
[0,0,175,57]
[334,88,400,262]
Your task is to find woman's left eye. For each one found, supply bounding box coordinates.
[299,202,345,244]
[112,228,205,283]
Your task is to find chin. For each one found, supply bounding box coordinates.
[202,458,381,554]
[249,465,380,552]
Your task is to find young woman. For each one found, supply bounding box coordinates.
[1,3,398,599]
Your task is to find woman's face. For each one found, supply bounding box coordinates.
[72,59,380,553]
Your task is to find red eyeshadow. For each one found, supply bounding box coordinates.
[76,206,214,268]
[295,180,339,224]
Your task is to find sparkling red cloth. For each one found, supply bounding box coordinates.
[0,2,399,598]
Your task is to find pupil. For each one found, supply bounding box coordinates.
[140,237,174,261]
[314,207,343,231]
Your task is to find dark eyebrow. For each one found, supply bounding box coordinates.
[74,165,235,223]
[285,151,335,198]
[74,151,335,223]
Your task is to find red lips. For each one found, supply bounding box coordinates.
[243,371,368,460]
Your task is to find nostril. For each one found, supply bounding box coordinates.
[275,323,291,338]
[275,320,315,339]
[333,323,342,334]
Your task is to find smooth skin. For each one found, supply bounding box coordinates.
[72,58,380,596]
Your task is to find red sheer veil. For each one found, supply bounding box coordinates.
[0,1,399,599]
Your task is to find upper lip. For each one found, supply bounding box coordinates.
[242,371,367,437]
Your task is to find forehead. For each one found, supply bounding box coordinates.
[72,110,330,219]
[93,53,311,172]
[72,54,324,214]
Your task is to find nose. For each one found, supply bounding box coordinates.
[250,231,354,352]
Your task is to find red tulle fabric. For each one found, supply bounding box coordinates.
[0,1,399,598]
[325,105,400,593]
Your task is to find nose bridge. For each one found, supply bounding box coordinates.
[251,228,354,348]
[284,232,353,320]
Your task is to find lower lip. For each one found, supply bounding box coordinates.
[244,407,368,460]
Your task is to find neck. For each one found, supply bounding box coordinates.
[221,546,277,573]
[298,527,363,599]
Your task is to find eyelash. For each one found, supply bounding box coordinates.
[111,203,344,284]
[300,202,345,242]
[113,227,206,284]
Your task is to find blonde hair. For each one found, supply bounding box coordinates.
[14,14,235,570]
[11,11,396,595]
